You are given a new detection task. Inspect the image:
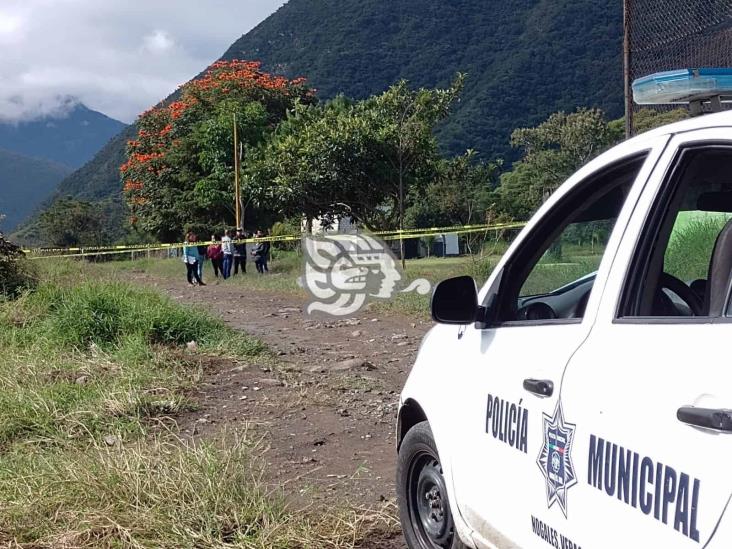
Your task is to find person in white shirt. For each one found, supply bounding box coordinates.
[221,229,233,279]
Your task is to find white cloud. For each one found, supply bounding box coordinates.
[0,0,287,123]
[143,30,175,54]
[0,9,24,45]
[0,11,22,35]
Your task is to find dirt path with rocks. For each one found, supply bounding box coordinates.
[138,274,434,547]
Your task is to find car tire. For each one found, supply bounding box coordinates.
[397,421,467,549]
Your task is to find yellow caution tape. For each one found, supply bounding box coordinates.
[23,221,526,259]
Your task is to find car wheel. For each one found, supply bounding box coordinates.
[397,421,466,549]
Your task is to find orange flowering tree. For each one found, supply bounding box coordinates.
[121,60,314,240]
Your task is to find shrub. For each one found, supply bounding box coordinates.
[0,233,36,299]
[270,220,300,251]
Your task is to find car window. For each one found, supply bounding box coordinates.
[620,146,732,318]
[663,211,732,282]
[520,218,614,297]
[491,154,647,324]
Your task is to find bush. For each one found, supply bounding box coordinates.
[270,219,300,251]
[0,233,36,299]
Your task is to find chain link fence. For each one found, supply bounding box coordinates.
[627,0,732,125]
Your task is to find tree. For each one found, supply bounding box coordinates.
[121,60,315,241]
[371,75,465,263]
[37,198,107,248]
[246,77,464,234]
[406,150,502,228]
[608,108,689,140]
[245,97,378,229]
[499,108,613,219]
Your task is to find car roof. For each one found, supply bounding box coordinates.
[630,110,732,143]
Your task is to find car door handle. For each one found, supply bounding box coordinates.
[523,378,554,397]
[677,406,732,432]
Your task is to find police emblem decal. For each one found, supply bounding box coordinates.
[536,400,577,517]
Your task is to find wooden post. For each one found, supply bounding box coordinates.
[233,113,241,229]
[399,160,405,270]
[623,0,633,139]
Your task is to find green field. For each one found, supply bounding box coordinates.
[95,252,488,318]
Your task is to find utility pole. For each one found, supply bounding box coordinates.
[233,113,241,229]
[397,104,412,271]
[399,158,405,270]
[623,0,634,139]
[238,142,245,229]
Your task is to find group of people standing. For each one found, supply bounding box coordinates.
[182,229,271,286]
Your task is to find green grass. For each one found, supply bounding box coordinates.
[0,434,395,548]
[78,251,482,319]
[0,270,395,546]
[0,280,265,448]
[665,214,730,282]
[520,257,601,296]
[373,256,477,316]
[670,210,731,235]
[14,281,265,353]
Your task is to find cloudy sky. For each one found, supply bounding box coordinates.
[0,0,287,123]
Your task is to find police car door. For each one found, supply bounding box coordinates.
[451,137,667,548]
[559,129,732,548]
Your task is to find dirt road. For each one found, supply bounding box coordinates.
[142,273,434,547]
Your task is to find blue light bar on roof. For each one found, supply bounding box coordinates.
[633,68,732,105]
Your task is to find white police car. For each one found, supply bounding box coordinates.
[396,70,732,548]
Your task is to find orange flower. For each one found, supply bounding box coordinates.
[123,181,143,192]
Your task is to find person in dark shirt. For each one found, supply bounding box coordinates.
[233,229,247,275]
[207,234,224,278]
[196,239,208,281]
[251,229,270,274]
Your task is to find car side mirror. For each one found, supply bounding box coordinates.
[431,275,480,324]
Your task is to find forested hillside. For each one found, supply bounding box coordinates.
[48,125,137,202]
[223,0,623,157]
[0,149,71,232]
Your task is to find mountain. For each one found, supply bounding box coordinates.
[47,125,137,202]
[223,0,623,158]
[0,101,126,169]
[0,149,72,233]
[26,0,623,240]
